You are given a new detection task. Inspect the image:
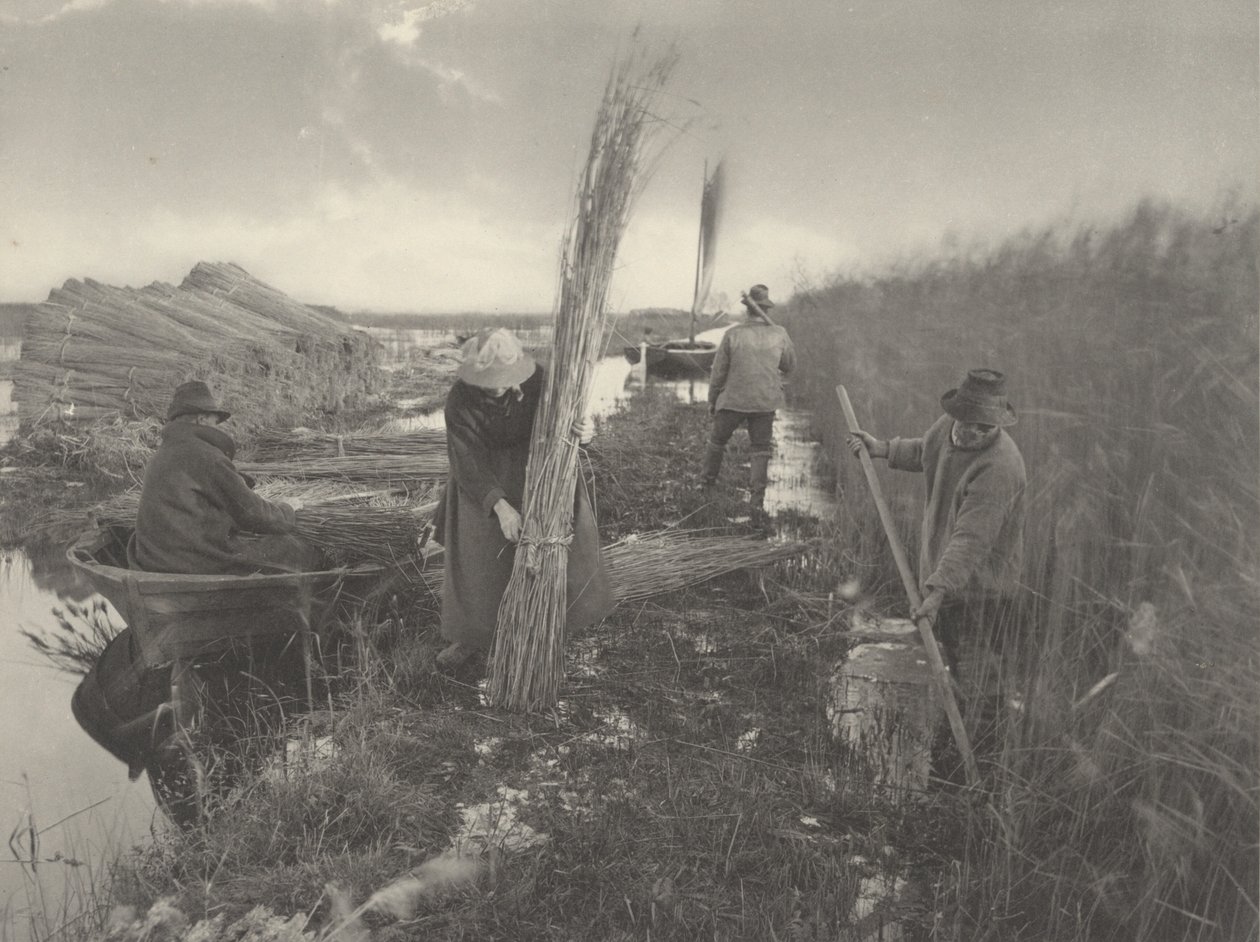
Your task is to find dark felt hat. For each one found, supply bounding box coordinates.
[166,380,230,422]
[941,369,1017,427]
[741,284,775,311]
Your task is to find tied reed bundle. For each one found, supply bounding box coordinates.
[486,47,679,711]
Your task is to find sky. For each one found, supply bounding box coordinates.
[0,0,1255,314]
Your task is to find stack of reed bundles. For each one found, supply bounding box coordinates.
[13,264,382,429]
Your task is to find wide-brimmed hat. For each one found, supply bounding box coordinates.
[741,284,775,312]
[166,380,230,422]
[940,369,1017,427]
[456,328,537,389]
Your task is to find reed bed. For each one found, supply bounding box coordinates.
[246,426,447,461]
[487,45,678,712]
[785,199,1259,940]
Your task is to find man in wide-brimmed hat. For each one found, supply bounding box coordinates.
[701,284,796,519]
[128,380,317,576]
[847,369,1027,739]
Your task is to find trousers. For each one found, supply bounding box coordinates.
[702,410,776,504]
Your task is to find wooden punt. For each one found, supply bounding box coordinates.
[621,339,718,375]
[67,525,387,669]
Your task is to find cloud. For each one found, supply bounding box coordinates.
[376,0,474,46]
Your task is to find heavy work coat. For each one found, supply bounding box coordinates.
[127,422,305,575]
[708,321,796,413]
[888,414,1027,600]
[434,366,614,651]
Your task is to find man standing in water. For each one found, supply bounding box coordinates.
[701,284,796,519]
[847,368,1027,742]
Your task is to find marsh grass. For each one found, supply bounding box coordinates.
[783,199,1260,940]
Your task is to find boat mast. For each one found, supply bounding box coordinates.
[688,159,706,345]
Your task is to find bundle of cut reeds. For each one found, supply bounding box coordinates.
[487,46,678,712]
[75,480,438,567]
[247,427,447,461]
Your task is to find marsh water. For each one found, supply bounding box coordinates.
[0,323,849,933]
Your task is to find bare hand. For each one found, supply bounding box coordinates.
[846,431,887,459]
[913,587,946,621]
[285,497,304,513]
[572,416,595,446]
[494,500,523,543]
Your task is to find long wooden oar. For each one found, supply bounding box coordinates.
[836,384,981,788]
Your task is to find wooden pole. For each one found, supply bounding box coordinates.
[835,384,981,788]
[740,292,776,327]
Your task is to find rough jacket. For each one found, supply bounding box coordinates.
[888,414,1026,599]
[708,322,796,413]
[128,422,296,574]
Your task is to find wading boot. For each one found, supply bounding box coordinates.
[700,442,725,490]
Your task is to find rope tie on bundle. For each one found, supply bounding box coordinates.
[519,531,574,572]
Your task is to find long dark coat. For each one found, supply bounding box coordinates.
[127,421,312,575]
[434,366,614,651]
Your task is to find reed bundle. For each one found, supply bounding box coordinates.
[419,530,809,603]
[488,46,678,712]
[76,479,439,567]
[247,427,448,461]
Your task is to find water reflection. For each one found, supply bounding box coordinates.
[0,554,156,931]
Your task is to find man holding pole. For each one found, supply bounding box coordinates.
[847,369,1027,745]
[701,284,796,520]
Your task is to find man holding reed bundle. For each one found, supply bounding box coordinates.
[128,380,320,576]
[701,284,796,519]
[847,369,1027,741]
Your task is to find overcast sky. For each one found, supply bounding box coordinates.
[1,0,1255,313]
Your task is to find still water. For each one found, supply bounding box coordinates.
[0,324,833,933]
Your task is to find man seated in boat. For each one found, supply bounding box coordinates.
[127,380,321,575]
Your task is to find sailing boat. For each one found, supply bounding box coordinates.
[624,160,725,375]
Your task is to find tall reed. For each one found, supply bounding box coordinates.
[785,199,1259,940]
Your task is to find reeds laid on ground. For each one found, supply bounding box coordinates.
[417,530,809,603]
[487,45,678,712]
[246,426,447,461]
[236,454,448,486]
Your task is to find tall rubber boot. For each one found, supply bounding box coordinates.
[701,442,725,487]
[749,452,771,511]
